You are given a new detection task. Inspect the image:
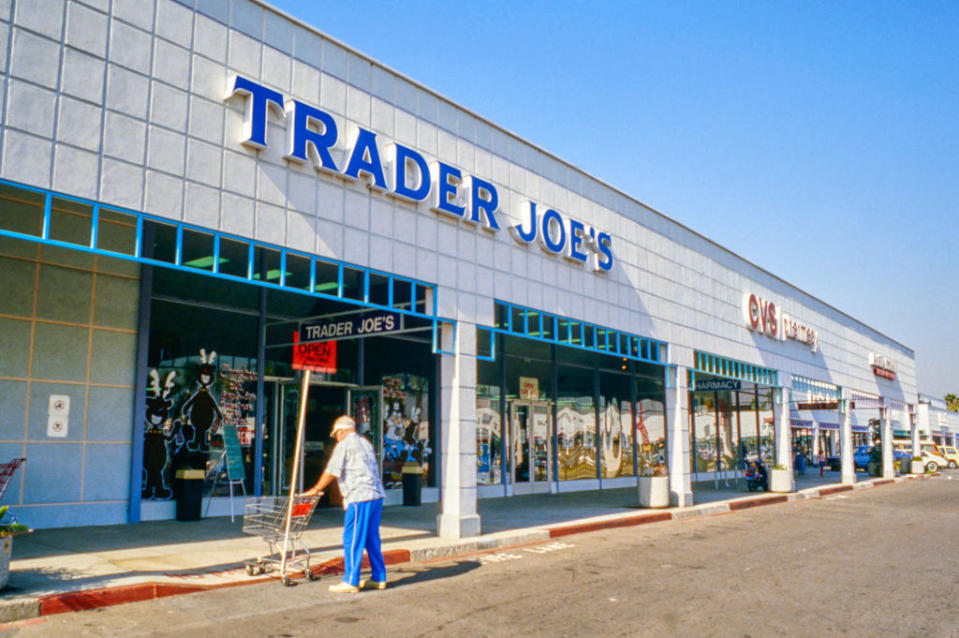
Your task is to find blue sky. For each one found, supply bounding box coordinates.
[268,1,959,399]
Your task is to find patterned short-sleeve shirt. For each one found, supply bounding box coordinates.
[324,432,385,506]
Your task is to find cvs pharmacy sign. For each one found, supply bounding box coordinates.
[742,292,819,352]
[744,293,778,338]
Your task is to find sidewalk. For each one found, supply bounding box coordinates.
[0,472,930,623]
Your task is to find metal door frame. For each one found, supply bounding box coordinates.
[507,399,553,495]
[269,377,353,495]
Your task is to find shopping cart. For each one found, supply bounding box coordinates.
[242,495,320,586]
[0,458,25,502]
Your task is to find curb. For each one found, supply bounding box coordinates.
[0,474,935,625]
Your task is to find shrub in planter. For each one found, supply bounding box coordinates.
[0,505,31,591]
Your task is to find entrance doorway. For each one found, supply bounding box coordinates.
[265,379,385,505]
[508,400,552,494]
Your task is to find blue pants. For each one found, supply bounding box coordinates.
[342,498,385,586]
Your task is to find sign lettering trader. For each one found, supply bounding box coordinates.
[226,76,614,272]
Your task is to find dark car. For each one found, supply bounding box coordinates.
[828,445,898,472]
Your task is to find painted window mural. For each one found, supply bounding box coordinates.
[381,373,431,489]
[141,350,259,501]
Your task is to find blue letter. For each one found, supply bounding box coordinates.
[511,201,537,244]
[344,128,387,190]
[284,100,338,172]
[434,162,465,218]
[470,176,500,231]
[228,76,284,149]
[567,218,588,263]
[393,144,430,201]
[540,209,566,254]
[595,232,614,272]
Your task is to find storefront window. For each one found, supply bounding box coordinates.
[557,365,596,480]
[691,391,717,473]
[757,387,776,464]
[476,358,502,486]
[600,371,633,478]
[636,371,667,476]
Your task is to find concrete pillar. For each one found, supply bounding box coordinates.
[811,421,820,457]
[839,398,855,484]
[666,365,693,507]
[881,405,894,478]
[911,410,920,458]
[436,322,482,539]
[776,385,793,474]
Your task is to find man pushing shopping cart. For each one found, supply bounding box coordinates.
[301,414,387,594]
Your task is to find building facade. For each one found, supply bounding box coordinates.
[0,0,920,532]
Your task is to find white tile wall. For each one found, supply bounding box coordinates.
[0,0,917,400]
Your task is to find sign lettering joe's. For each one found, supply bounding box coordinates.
[227,76,613,272]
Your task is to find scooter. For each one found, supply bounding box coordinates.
[745,459,768,492]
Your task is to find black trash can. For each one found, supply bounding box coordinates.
[174,468,205,521]
[401,464,423,506]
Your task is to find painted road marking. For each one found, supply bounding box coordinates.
[478,542,575,565]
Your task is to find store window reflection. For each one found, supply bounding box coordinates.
[600,372,632,478]
[557,365,596,480]
[476,359,502,486]
[636,372,666,476]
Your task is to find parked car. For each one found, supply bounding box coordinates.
[829,446,915,472]
[938,445,959,469]
[853,445,872,470]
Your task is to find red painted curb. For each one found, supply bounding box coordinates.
[310,548,411,576]
[872,479,895,486]
[38,548,414,617]
[40,582,214,615]
[728,495,788,511]
[818,485,854,496]
[548,511,672,538]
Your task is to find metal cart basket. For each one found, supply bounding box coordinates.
[242,495,320,585]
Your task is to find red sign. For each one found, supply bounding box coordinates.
[745,293,778,337]
[292,332,337,373]
[796,401,839,411]
[873,367,895,380]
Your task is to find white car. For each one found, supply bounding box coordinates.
[920,449,948,472]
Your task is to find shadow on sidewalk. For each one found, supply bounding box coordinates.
[377,560,482,589]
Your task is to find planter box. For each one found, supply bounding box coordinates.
[637,476,670,508]
[769,469,794,493]
[910,460,925,474]
[0,536,11,590]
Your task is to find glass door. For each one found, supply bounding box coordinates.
[508,400,552,494]
[268,379,348,499]
[348,386,383,474]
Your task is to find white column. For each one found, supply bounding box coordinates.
[666,365,693,507]
[910,409,920,457]
[881,405,894,478]
[812,422,820,457]
[436,322,482,538]
[776,386,793,470]
[839,397,855,484]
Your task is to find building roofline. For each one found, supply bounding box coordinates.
[252,0,912,354]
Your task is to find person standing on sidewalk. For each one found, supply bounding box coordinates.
[303,415,387,594]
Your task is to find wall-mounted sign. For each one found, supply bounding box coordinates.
[796,401,839,411]
[694,379,742,392]
[869,353,897,380]
[300,311,402,342]
[519,376,540,400]
[226,76,613,272]
[743,293,818,351]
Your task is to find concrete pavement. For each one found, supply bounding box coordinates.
[0,470,932,623]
